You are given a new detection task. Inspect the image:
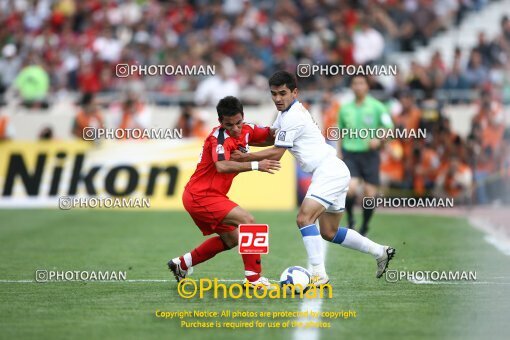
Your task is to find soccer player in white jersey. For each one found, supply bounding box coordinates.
[231,71,395,284]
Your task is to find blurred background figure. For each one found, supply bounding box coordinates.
[39,126,54,140]
[174,103,209,139]
[0,103,15,140]
[320,91,340,147]
[0,44,22,104]
[412,141,441,197]
[72,92,104,139]
[380,139,405,190]
[194,57,239,107]
[111,92,150,139]
[352,16,385,65]
[13,54,50,109]
[434,155,473,204]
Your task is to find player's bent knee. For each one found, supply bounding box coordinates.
[228,237,238,248]
[320,229,336,242]
[221,236,238,249]
[296,213,314,228]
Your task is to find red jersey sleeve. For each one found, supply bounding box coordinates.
[210,128,231,162]
[246,124,270,144]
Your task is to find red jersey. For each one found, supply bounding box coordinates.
[185,123,270,197]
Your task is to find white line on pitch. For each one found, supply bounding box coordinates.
[484,235,510,256]
[469,217,510,256]
[0,279,261,284]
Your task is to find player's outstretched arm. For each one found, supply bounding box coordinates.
[231,146,286,162]
[215,159,281,174]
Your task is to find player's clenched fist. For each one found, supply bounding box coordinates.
[258,159,281,174]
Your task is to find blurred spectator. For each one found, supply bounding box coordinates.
[473,89,505,128]
[194,60,239,106]
[320,91,340,147]
[470,103,505,204]
[112,92,150,138]
[23,0,51,32]
[442,58,470,94]
[13,55,50,108]
[434,155,473,203]
[397,0,440,51]
[427,51,447,90]
[500,128,510,203]
[237,63,268,105]
[407,61,431,93]
[464,49,490,88]
[77,62,102,93]
[175,104,209,139]
[502,15,510,45]
[0,44,22,99]
[92,27,124,63]
[475,31,495,67]
[0,106,15,140]
[419,93,442,138]
[413,141,441,196]
[39,126,54,140]
[393,90,422,163]
[0,0,494,97]
[434,0,459,28]
[72,92,104,139]
[352,17,385,65]
[380,140,405,189]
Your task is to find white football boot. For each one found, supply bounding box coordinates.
[243,276,278,290]
[168,258,193,282]
[376,246,396,278]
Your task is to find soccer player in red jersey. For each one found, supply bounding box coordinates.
[168,96,280,288]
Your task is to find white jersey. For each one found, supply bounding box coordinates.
[272,100,336,173]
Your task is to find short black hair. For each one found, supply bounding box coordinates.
[80,92,94,106]
[268,71,297,91]
[216,96,244,121]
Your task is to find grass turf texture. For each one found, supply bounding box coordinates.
[0,209,509,340]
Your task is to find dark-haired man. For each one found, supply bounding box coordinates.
[232,71,395,285]
[169,96,280,289]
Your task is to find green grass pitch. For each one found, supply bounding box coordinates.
[0,209,509,340]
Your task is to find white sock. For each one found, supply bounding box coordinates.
[183,253,193,268]
[311,263,326,275]
[341,229,385,258]
[300,224,325,273]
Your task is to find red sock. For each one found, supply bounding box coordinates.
[242,254,261,282]
[179,236,227,270]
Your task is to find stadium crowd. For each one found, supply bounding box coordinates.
[0,0,503,101]
[0,0,508,204]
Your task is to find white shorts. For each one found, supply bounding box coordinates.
[305,156,351,213]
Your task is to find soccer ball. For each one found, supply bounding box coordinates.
[279,266,311,293]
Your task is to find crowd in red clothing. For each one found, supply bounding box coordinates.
[0,0,501,102]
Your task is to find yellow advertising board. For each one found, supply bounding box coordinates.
[0,140,296,210]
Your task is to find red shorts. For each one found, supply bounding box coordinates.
[182,190,238,235]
